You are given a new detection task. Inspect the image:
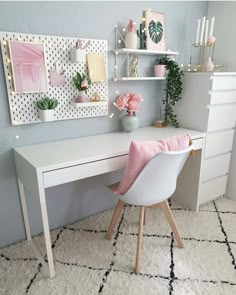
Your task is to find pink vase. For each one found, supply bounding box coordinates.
[74,91,88,103]
[154,65,166,77]
[204,57,214,72]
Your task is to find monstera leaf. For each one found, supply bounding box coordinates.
[148,20,163,44]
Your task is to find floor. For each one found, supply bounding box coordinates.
[0,197,236,295]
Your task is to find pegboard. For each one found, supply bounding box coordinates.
[0,31,108,125]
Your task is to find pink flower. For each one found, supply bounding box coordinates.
[81,79,89,89]
[113,95,129,110]
[114,93,143,114]
[128,99,140,113]
[130,93,142,103]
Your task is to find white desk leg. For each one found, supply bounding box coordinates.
[18,179,32,240]
[37,173,55,279]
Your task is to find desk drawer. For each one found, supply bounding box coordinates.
[207,104,236,132]
[43,155,128,188]
[210,91,236,105]
[205,130,235,158]
[199,175,228,204]
[211,76,236,91]
[202,153,231,182]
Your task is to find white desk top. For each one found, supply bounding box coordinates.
[14,126,205,170]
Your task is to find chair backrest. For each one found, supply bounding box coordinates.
[119,145,194,206]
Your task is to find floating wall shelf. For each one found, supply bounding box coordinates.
[71,101,107,108]
[114,26,179,81]
[114,48,179,56]
[114,77,166,81]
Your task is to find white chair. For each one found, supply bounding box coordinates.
[106,145,193,273]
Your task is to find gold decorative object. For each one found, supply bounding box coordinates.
[91,92,101,102]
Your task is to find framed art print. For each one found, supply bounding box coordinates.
[87,54,107,82]
[9,41,48,93]
[145,11,166,51]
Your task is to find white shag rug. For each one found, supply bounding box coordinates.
[1,197,236,295]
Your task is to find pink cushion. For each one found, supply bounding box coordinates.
[115,134,191,195]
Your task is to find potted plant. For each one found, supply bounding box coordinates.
[73,72,91,103]
[34,96,58,122]
[113,93,143,132]
[154,59,166,77]
[157,56,183,128]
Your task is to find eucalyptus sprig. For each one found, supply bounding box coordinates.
[157,56,183,128]
[34,97,58,110]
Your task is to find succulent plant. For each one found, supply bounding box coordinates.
[34,97,58,110]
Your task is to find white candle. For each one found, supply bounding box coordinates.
[204,19,209,44]
[209,17,215,37]
[199,16,206,44]
[195,19,201,44]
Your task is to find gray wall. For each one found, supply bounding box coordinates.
[208,2,236,201]
[0,1,208,248]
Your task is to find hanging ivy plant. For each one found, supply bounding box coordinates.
[158,56,183,128]
[148,20,163,44]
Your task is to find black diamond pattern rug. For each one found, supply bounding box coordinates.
[0,197,236,294]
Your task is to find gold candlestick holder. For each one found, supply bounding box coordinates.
[186,41,216,72]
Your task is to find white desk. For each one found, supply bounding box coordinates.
[14,126,205,278]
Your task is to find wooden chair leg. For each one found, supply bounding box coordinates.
[160,200,184,248]
[135,206,145,273]
[106,200,124,240]
[143,208,146,225]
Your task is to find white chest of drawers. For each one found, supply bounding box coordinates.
[175,72,236,206]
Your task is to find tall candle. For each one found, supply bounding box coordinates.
[199,16,206,44]
[204,19,209,44]
[209,17,215,37]
[195,19,201,44]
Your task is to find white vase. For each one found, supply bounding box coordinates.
[39,109,55,122]
[125,32,138,49]
[122,114,139,132]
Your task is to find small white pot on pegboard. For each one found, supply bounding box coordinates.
[39,109,55,122]
[34,97,58,122]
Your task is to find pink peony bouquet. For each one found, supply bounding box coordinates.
[113,93,143,116]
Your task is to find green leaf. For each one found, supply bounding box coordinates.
[148,20,163,44]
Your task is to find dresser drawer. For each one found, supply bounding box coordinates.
[202,153,231,182]
[211,76,236,91]
[199,175,228,204]
[205,129,235,158]
[207,104,236,132]
[210,90,236,105]
[43,155,128,188]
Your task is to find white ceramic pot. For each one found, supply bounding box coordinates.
[39,109,55,122]
[154,65,166,77]
[125,32,138,49]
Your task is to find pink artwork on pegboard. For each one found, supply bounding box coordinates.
[9,41,48,93]
[49,69,65,86]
